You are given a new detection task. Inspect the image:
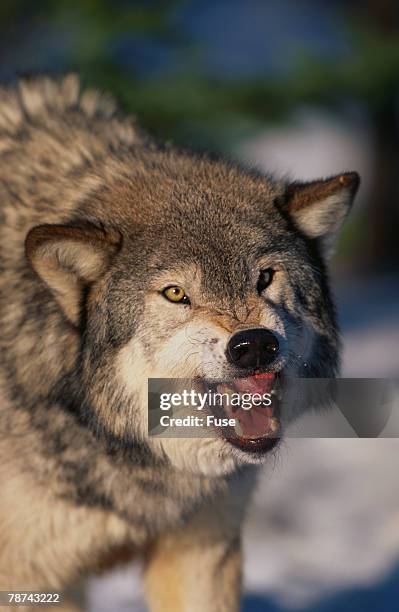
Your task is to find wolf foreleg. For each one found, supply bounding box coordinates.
[144,527,242,612]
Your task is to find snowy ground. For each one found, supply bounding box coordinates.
[85,275,399,611]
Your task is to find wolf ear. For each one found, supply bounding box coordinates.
[25,222,122,326]
[284,172,360,258]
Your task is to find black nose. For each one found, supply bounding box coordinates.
[226,328,279,370]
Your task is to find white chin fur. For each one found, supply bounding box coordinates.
[149,436,268,476]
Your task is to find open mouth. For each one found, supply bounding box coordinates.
[204,372,282,454]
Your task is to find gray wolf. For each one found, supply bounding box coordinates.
[0,75,359,611]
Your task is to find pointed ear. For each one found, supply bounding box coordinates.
[25,222,122,326]
[284,172,360,258]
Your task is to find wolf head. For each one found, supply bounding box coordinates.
[26,149,359,476]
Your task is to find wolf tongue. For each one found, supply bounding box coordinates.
[236,406,272,438]
[222,374,276,438]
[230,373,276,438]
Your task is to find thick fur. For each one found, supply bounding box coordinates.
[0,75,359,610]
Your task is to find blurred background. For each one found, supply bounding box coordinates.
[1,1,399,610]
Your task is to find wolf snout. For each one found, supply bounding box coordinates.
[226,328,279,370]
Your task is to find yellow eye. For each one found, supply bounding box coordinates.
[162,286,190,304]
